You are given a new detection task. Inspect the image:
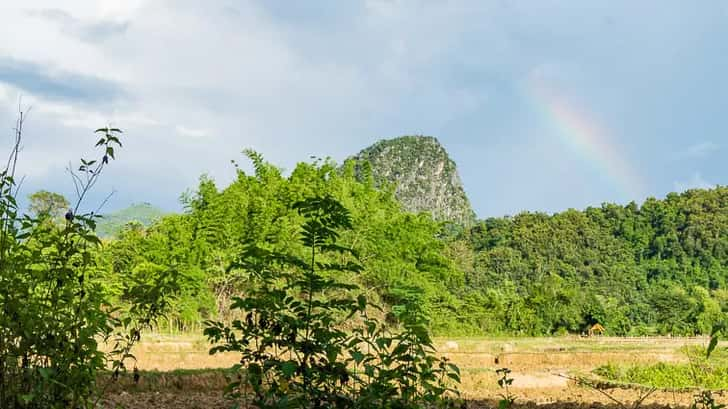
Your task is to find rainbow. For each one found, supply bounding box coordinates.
[526,76,645,200]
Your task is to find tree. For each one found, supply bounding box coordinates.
[27,190,69,220]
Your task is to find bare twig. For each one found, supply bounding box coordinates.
[93,189,116,215]
[13,175,26,198]
[560,374,627,409]
[5,104,25,177]
[633,387,657,408]
[557,373,657,409]
[67,161,83,199]
[0,104,28,264]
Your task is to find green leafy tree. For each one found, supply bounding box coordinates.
[27,190,69,220]
[100,145,728,337]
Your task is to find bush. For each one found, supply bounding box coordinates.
[0,121,178,408]
[205,195,461,408]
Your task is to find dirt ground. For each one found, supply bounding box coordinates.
[100,335,726,408]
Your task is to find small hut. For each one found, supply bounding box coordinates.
[588,323,605,337]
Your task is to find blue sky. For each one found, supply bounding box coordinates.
[0,0,725,218]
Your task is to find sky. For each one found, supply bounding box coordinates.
[0,0,725,218]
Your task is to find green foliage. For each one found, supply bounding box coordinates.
[27,190,70,221]
[696,326,728,409]
[100,143,728,336]
[461,187,728,335]
[0,122,178,408]
[495,368,515,409]
[98,213,215,332]
[101,153,463,335]
[595,362,703,389]
[94,202,167,238]
[204,195,460,408]
[594,348,728,390]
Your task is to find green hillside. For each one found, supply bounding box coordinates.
[95,202,167,238]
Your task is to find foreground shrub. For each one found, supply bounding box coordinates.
[205,195,460,408]
[0,119,177,408]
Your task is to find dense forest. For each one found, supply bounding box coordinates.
[96,151,728,336]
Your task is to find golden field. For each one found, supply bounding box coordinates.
[101,335,726,408]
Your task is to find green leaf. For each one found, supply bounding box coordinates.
[707,335,719,358]
[281,361,297,377]
[351,350,365,364]
[38,367,52,379]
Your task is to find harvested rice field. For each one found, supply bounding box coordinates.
[101,335,727,408]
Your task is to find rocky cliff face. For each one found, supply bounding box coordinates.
[349,136,475,226]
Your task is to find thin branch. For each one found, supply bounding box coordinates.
[8,104,31,180]
[83,161,105,197]
[0,103,28,264]
[13,175,26,198]
[557,373,658,409]
[5,109,23,176]
[67,162,83,199]
[72,162,106,215]
[557,374,627,409]
[93,189,116,215]
[632,388,657,408]
[69,126,121,216]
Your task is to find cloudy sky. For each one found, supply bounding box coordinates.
[0,1,725,218]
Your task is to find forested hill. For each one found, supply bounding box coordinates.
[96,202,166,238]
[349,136,475,226]
[454,186,728,335]
[98,144,728,336]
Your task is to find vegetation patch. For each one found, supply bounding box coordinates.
[100,368,233,393]
[594,349,728,390]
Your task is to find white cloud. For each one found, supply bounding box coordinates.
[175,125,209,139]
[674,172,716,192]
[0,0,726,216]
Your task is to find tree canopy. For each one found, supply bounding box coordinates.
[27,190,69,220]
[100,151,728,336]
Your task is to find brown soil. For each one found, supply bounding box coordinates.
[99,335,725,408]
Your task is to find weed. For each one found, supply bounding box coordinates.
[495,368,515,409]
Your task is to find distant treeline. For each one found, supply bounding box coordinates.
[97,153,728,336]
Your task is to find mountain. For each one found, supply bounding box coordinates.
[348,136,475,226]
[95,202,167,238]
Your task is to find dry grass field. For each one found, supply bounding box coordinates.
[101,335,726,408]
